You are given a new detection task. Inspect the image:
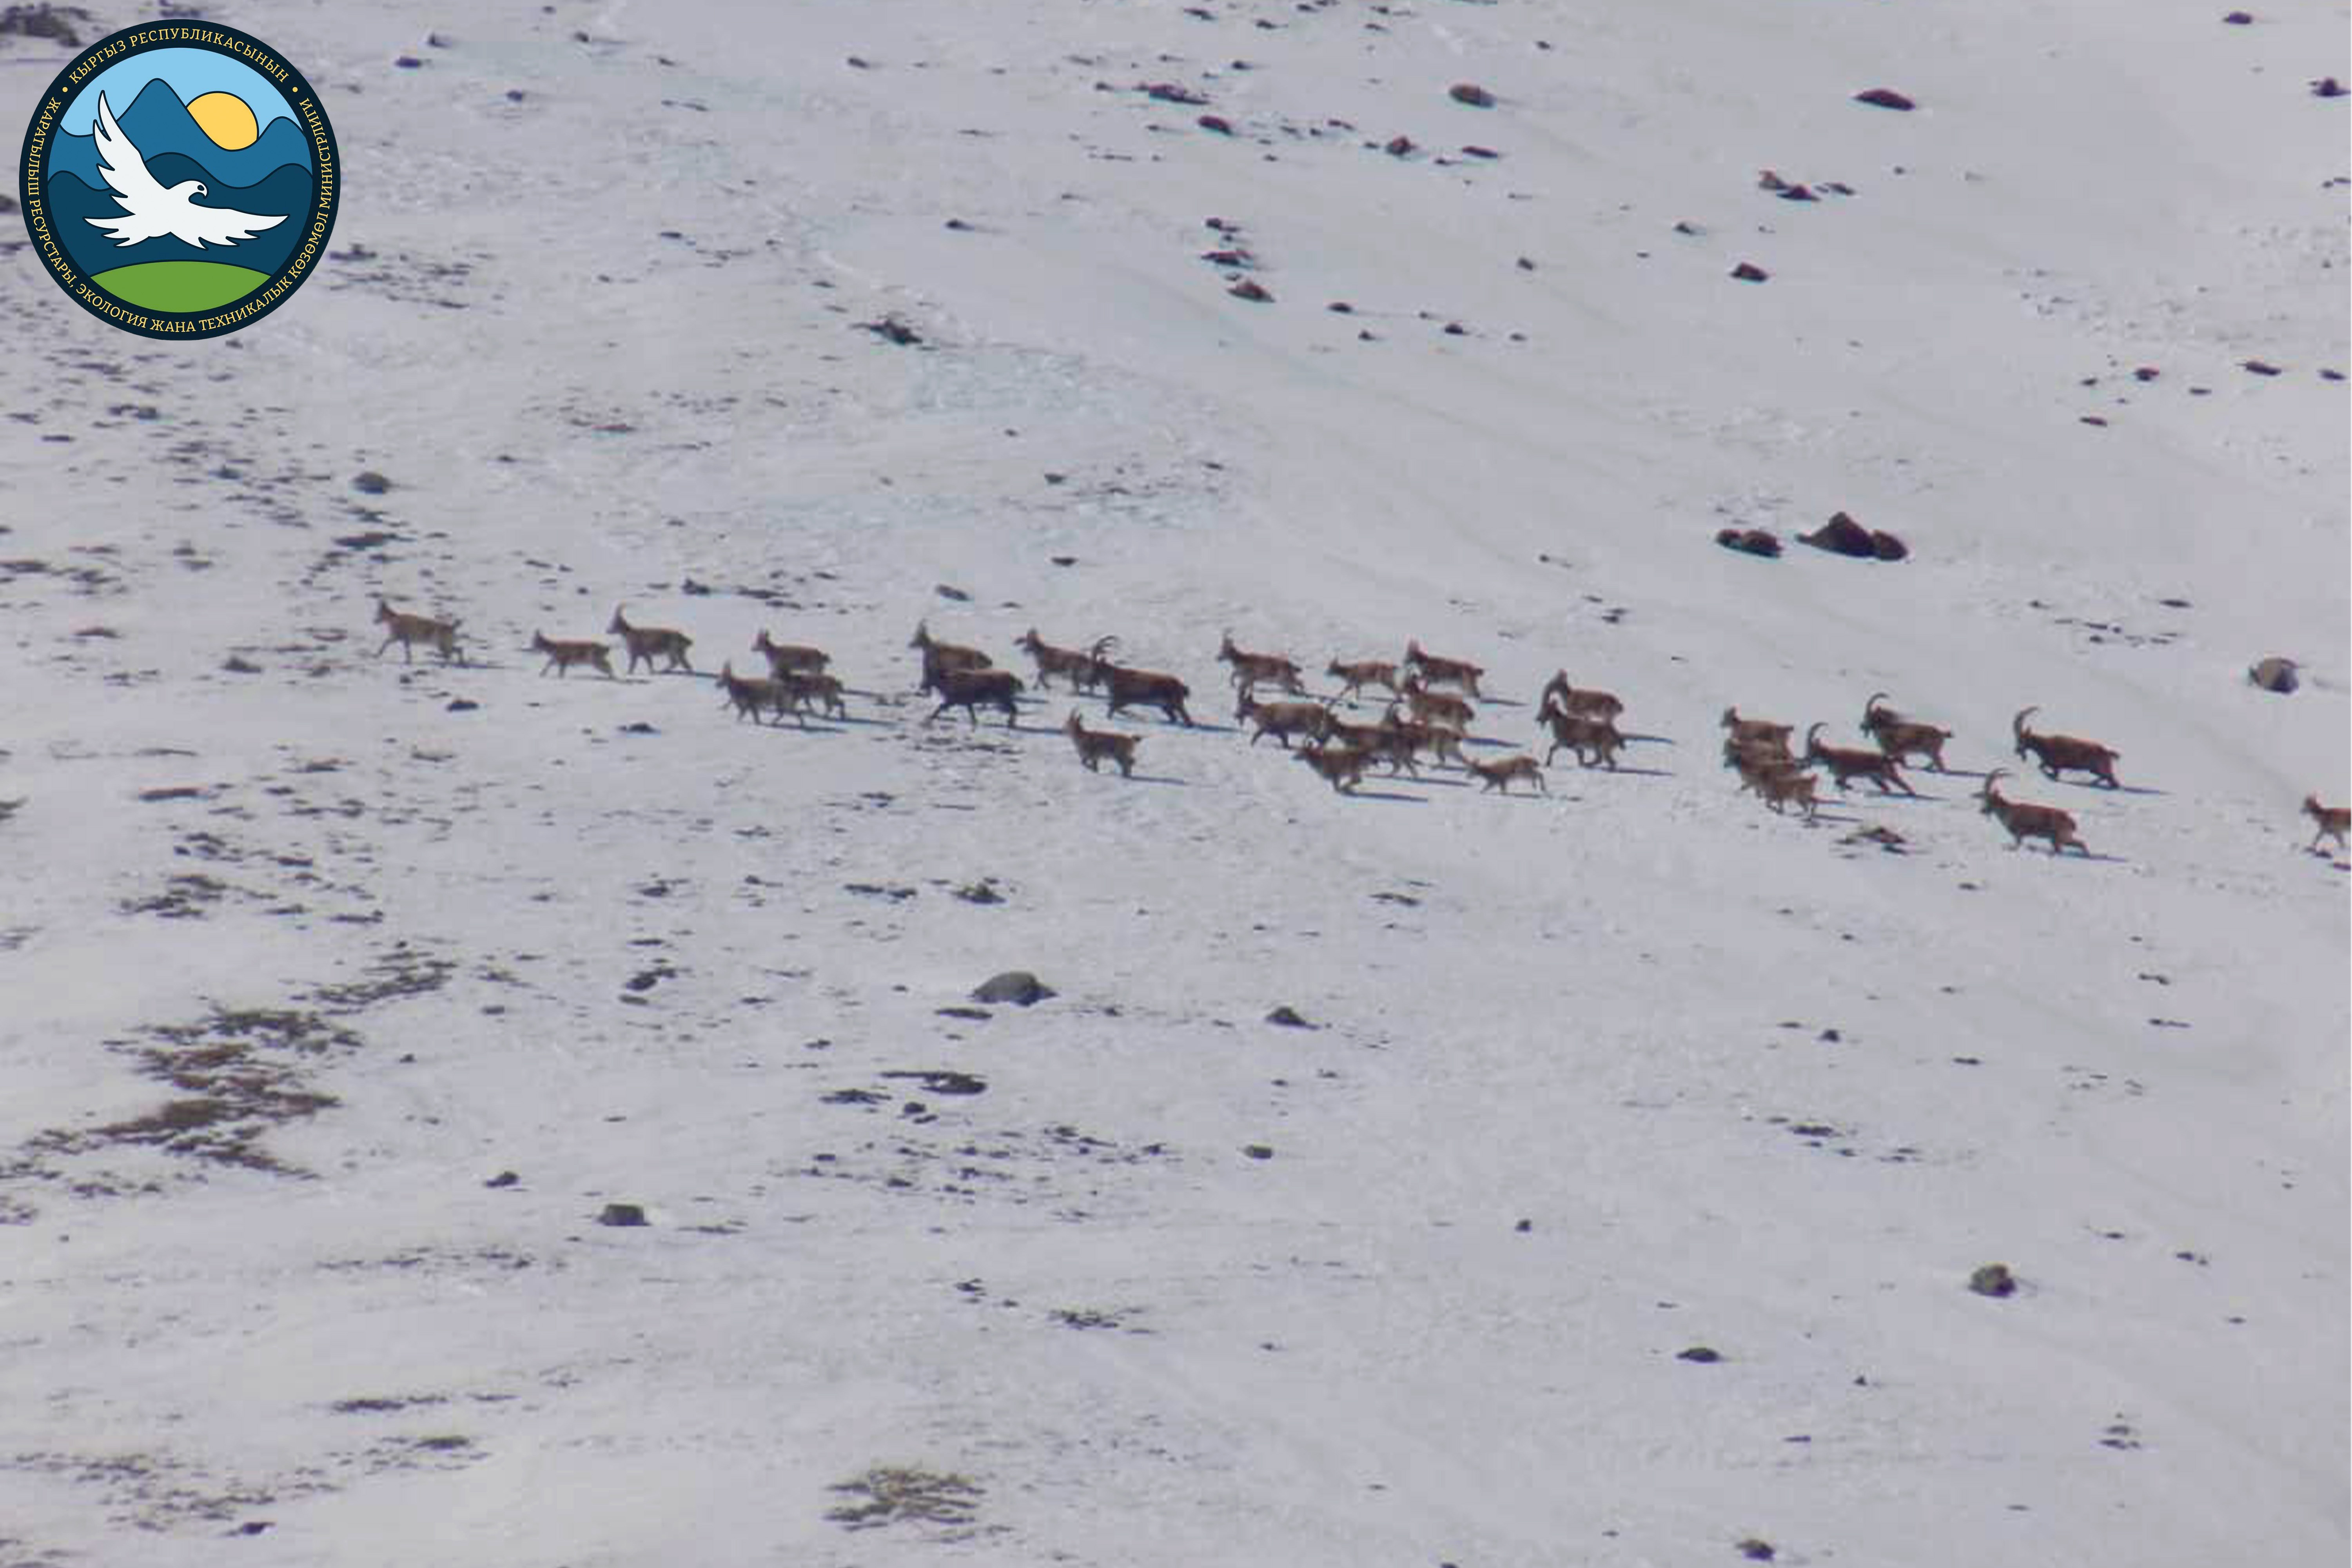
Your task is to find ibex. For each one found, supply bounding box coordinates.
[1395,677,1475,733]
[753,630,831,679]
[1065,711,1140,777]
[909,621,991,679]
[1325,657,1403,703]
[1724,736,1804,796]
[1467,754,1546,795]
[926,666,1023,727]
[1319,713,1418,775]
[1720,707,1795,753]
[1217,632,1307,696]
[2012,708,2120,788]
[1018,630,1115,692]
[1380,713,1467,769]
[1403,639,1485,699]
[1236,690,1331,749]
[1753,766,1820,820]
[1859,691,1951,772]
[2304,795,2349,854]
[1102,662,1195,726]
[372,598,464,664]
[716,661,786,724]
[1294,744,1370,794]
[1805,723,1916,795]
[1979,769,2088,855]
[1537,671,1624,722]
[531,632,614,677]
[608,607,694,675]
[775,670,848,724]
[1538,701,1625,770]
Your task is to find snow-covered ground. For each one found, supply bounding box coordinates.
[2,2,2344,1563]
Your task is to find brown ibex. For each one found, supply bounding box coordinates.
[1467,754,1547,795]
[1018,630,1115,692]
[1065,711,1140,777]
[1217,632,1307,696]
[1537,671,1624,722]
[1395,677,1475,733]
[1539,701,1625,770]
[909,621,991,680]
[1720,707,1795,753]
[753,630,831,679]
[373,598,464,664]
[926,666,1023,727]
[1860,691,1951,772]
[716,662,786,725]
[2304,795,2349,854]
[608,607,694,675]
[532,632,614,678]
[1403,639,1485,699]
[1325,657,1403,703]
[1979,769,2089,855]
[1805,723,1916,795]
[1102,662,1194,726]
[1236,690,1331,749]
[1294,744,1370,794]
[2012,708,2120,788]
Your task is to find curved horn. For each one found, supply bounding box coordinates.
[1806,721,1826,748]
[2012,706,2038,740]
[1980,767,2009,795]
[1720,707,1738,728]
[1863,690,1891,726]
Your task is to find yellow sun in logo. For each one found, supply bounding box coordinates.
[185,91,260,151]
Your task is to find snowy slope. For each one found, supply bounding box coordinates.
[1,2,2344,1565]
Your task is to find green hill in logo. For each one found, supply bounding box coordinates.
[91,260,273,313]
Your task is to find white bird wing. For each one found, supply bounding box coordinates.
[89,91,165,211]
[176,205,287,249]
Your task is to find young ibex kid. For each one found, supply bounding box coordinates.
[608,607,694,675]
[1537,671,1624,721]
[1065,711,1140,777]
[1294,744,1370,794]
[532,631,614,678]
[373,598,464,664]
[1467,754,1546,795]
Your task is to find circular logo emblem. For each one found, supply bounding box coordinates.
[18,22,338,339]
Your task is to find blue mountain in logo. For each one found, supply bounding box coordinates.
[45,154,313,278]
[46,77,311,192]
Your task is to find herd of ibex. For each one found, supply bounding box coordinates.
[368,597,2344,860]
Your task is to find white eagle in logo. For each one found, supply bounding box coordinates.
[83,90,287,249]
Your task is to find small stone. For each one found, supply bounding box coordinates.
[2246,656,2300,693]
[1516,256,1536,270]
[1853,87,1916,111]
[934,583,969,601]
[2242,359,2283,376]
[1242,1144,1275,1160]
[2313,77,2347,98]
[597,1203,648,1227]
[1737,1541,1777,1562]
[1448,82,1496,108]
[351,470,392,494]
[445,698,479,713]
[485,1171,520,1189]
[1514,1218,1533,1233]
[1384,134,1416,157]
[1228,279,1273,302]
[972,971,1053,1006]
[2221,10,2253,21]
[393,55,423,69]
[1968,1263,2018,1298]
[1677,1345,1724,1363]
[1198,114,1234,135]
[1730,261,1769,282]
[1265,1005,1313,1028]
